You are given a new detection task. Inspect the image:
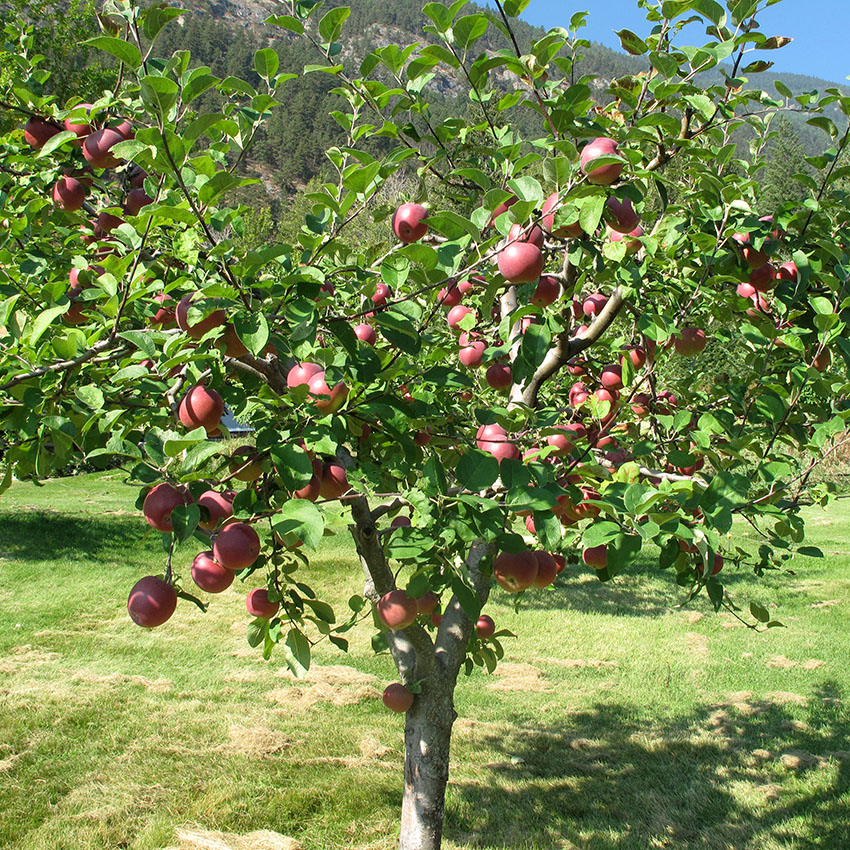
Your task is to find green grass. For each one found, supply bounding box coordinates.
[1,472,849,850]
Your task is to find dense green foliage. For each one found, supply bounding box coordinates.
[2,0,850,844]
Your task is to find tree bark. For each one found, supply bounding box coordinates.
[398,674,456,850]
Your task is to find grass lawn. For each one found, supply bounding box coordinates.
[1,471,849,850]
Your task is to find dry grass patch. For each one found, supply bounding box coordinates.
[486,662,548,692]
[163,827,300,850]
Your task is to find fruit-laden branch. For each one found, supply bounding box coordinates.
[0,337,124,392]
[518,287,625,407]
[349,495,434,682]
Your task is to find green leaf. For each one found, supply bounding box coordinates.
[140,75,180,114]
[521,323,551,370]
[502,0,532,16]
[233,313,269,355]
[450,575,481,620]
[30,303,68,345]
[162,427,208,456]
[582,521,621,548]
[579,194,605,234]
[170,504,200,542]
[797,546,824,558]
[749,601,770,623]
[74,385,104,410]
[304,598,335,624]
[616,29,648,55]
[247,617,268,648]
[265,14,304,34]
[454,14,489,49]
[254,48,280,80]
[270,443,314,490]
[318,6,350,42]
[375,310,421,355]
[37,129,77,157]
[283,628,311,678]
[142,5,187,41]
[456,450,499,492]
[271,499,325,550]
[83,36,142,69]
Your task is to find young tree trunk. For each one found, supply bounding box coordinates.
[398,676,455,850]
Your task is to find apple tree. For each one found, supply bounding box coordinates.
[2,0,850,847]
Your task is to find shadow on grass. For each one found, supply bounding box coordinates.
[0,511,149,563]
[448,681,850,849]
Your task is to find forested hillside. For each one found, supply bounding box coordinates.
[7,0,847,212]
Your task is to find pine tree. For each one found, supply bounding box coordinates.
[759,116,810,215]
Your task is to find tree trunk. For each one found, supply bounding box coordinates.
[398,677,455,850]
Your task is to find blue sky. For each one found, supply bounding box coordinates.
[514,1,849,85]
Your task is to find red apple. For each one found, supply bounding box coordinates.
[82,127,124,169]
[383,683,414,712]
[580,137,623,185]
[749,263,776,292]
[582,293,608,317]
[489,194,518,225]
[286,361,323,389]
[531,275,560,307]
[447,304,475,330]
[124,188,153,215]
[294,459,323,501]
[391,515,412,528]
[696,553,723,578]
[416,592,440,615]
[508,222,544,248]
[392,202,428,243]
[178,384,224,432]
[52,177,86,211]
[319,460,349,500]
[175,293,226,339]
[64,104,93,140]
[813,349,831,372]
[605,196,640,233]
[541,192,584,238]
[552,554,566,574]
[531,551,558,588]
[459,341,486,369]
[192,550,235,593]
[493,550,539,592]
[246,588,279,618]
[214,521,261,571]
[127,576,177,627]
[546,426,575,456]
[414,429,432,447]
[150,292,175,327]
[143,482,192,532]
[674,327,707,356]
[498,242,544,283]
[307,371,348,414]
[777,261,798,283]
[569,382,590,408]
[24,116,61,149]
[600,363,624,390]
[476,614,496,638]
[486,362,512,390]
[220,324,249,358]
[355,323,377,345]
[198,489,235,530]
[583,544,607,569]
[608,226,643,254]
[377,590,418,629]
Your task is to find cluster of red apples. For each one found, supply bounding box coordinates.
[24,110,155,325]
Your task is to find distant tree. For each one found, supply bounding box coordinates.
[759,116,810,214]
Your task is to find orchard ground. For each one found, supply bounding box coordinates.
[1,472,849,850]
